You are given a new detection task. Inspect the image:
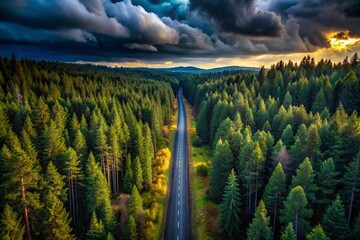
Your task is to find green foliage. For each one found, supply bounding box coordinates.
[220,169,241,239]
[124,154,134,193]
[280,186,312,238]
[87,212,106,240]
[281,222,296,240]
[85,152,115,230]
[263,163,286,232]
[0,205,24,240]
[321,196,351,240]
[247,200,272,240]
[306,225,329,240]
[316,158,339,205]
[209,139,233,203]
[291,158,317,204]
[129,186,143,217]
[281,124,294,149]
[342,151,360,222]
[133,156,143,191]
[44,161,67,202]
[42,193,75,240]
[127,215,138,240]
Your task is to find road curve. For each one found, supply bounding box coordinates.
[165,88,191,240]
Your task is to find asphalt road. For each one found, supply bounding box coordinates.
[165,88,191,240]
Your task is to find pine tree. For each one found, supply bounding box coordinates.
[316,158,339,205]
[42,193,75,240]
[281,124,294,149]
[352,212,360,239]
[321,196,351,240]
[220,169,241,239]
[342,151,360,223]
[291,158,317,204]
[306,225,329,240]
[72,129,88,166]
[209,139,233,203]
[312,88,326,113]
[85,152,115,230]
[1,130,41,240]
[283,91,292,109]
[65,147,83,226]
[263,163,286,233]
[281,222,296,240]
[133,156,143,191]
[142,124,154,188]
[124,154,134,193]
[280,186,312,239]
[87,212,106,240]
[247,200,272,240]
[0,205,25,240]
[129,186,143,217]
[127,215,138,240]
[305,124,322,166]
[44,161,67,202]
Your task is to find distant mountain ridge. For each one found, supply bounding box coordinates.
[134,66,259,73]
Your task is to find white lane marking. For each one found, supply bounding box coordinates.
[179,179,180,184]
[178,186,180,190]
[178,192,180,197]
[178,210,180,215]
[178,200,180,206]
[177,221,179,228]
[177,236,179,240]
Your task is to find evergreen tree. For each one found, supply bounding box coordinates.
[263,163,286,233]
[281,222,296,240]
[123,154,134,193]
[72,129,88,166]
[312,88,326,113]
[352,212,360,239]
[305,124,322,166]
[283,91,292,109]
[129,186,143,217]
[0,205,25,240]
[342,151,360,223]
[247,200,272,240]
[1,130,41,240]
[306,225,329,240]
[127,215,138,240]
[291,158,317,204]
[316,158,339,205]
[321,196,351,240]
[220,169,241,239]
[42,193,75,240]
[65,147,83,226]
[209,139,233,203]
[142,124,154,188]
[85,152,115,230]
[133,156,143,191]
[281,125,294,149]
[280,186,312,239]
[44,161,67,202]
[87,212,106,240]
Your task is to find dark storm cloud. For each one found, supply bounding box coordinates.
[269,0,360,47]
[190,0,284,37]
[0,0,360,63]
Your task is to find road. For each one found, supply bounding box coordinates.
[165,88,191,240]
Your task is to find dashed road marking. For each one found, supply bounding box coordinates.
[177,221,179,228]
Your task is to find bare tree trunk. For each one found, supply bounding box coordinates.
[21,177,31,240]
[348,185,355,224]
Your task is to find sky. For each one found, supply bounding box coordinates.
[0,0,360,68]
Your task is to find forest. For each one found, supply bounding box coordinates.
[0,55,177,239]
[1,52,360,240]
[182,53,360,240]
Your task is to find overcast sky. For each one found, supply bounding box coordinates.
[0,0,359,68]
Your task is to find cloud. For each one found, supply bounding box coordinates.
[0,0,129,38]
[190,0,284,37]
[124,43,158,52]
[1,0,360,64]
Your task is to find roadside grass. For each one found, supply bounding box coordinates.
[183,98,221,240]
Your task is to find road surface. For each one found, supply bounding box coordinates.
[165,88,191,240]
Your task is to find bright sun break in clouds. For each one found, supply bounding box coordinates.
[327,31,360,51]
